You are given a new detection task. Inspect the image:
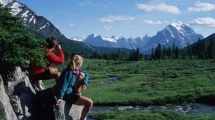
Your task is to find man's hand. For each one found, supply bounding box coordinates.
[55,44,61,49]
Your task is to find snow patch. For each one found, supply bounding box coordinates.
[0,0,12,7]
[37,23,47,31]
[166,27,175,38]
[10,2,23,15]
[33,18,36,24]
[93,34,99,38]
[171,21,184,31]
[102,37,118,42]
[21,10,29,18]
[71,36,84,41]
[29,15,34,23]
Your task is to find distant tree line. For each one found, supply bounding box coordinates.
[89,48,143,61]
[151,38,215,60]
[88,38,215,62]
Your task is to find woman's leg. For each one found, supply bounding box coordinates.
[74,96,93,120]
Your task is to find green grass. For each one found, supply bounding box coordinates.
[44,59,215,119]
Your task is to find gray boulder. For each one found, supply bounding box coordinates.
[0,66,83,120]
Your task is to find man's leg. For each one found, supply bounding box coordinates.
[49,67,61,83]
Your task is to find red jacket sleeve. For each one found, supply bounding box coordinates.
[46,48,64,66]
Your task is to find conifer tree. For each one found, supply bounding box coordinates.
[208,38,215,59]
[155,43,162,59]
[0,5,47,78]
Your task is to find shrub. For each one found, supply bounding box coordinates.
[0,5,47,77]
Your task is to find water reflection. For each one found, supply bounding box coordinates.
[98,77,119,84]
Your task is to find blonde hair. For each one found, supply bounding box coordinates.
[67,55,83,71]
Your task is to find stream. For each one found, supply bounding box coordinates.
[90,103,215,116]
[86,104,215,120]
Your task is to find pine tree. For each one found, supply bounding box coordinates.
[150,47,154,60]
[155,43,162,59]
[136,48,141,61]
[0,5,47,78]
[162,46,166,58]
[175,46,179,59]
[208,38,215,59]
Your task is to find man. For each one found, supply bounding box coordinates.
[28,37,64,90]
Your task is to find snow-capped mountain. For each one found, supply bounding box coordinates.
[144,21,204,49]
[0,0,63,41]
[82,34,151,49]
[70,36,85,42]
[77,21,203,54]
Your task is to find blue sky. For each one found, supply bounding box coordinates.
[16,0,215,39]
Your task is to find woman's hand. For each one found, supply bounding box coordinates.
[81,85,87,91]
[56,98,62,104]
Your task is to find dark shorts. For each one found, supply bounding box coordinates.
[33,68,51,81]
[63,93,80,105]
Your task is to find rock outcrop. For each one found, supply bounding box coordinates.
[0,66,83,120]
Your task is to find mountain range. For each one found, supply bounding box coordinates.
[71,21,204,53]
[1,0,213,55]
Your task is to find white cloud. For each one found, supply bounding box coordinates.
[143,20,162,24]
[100,18,113,22]
[136,3,180,14]
[85,0,93,5]
[104,26,113,30]
[108,15,135,20]
[190,17,215,27]
[100,15,134,22]
[69,23,75,26]
[78,1,93,6]
[108,2,119,8]
[78,2,86,6]
[188,1,215,12]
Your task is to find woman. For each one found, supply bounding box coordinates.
[55,55,93,120]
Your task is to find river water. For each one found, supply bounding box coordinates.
[86,104,215,120]
[90,104,215,116]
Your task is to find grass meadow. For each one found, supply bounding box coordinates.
[43,59,215,120]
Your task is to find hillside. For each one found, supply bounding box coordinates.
[203,33,215,43]
[0,0,100,58]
